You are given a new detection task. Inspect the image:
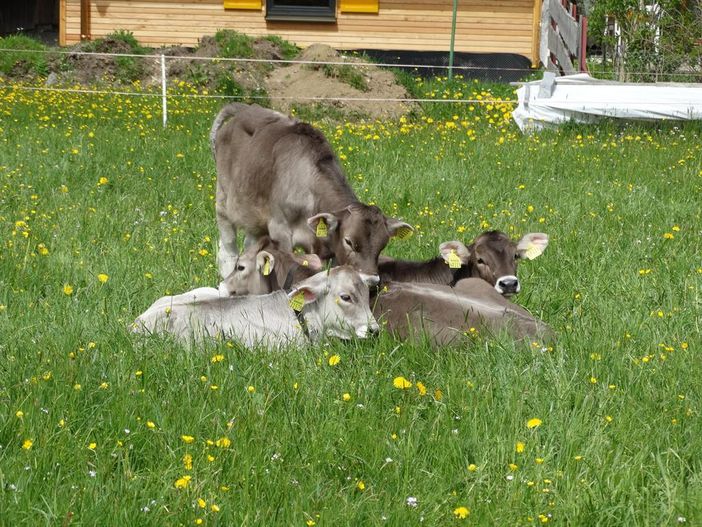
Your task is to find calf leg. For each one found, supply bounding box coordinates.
[217,211,239,279]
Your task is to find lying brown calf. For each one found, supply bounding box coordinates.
[372,278,553,345]
[219,236,321,296]
[378,231,548,296]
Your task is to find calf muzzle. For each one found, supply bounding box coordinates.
[495,275,520,296]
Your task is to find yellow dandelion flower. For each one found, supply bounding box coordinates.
[526,418,542,429]
[516,442,525,453]
[22,439,34,450]
[174,475,191,489]
[393,376,412,389]
[509,463,518,471]
[328,354,341,366]
[453,506,470,519]
[434,388,443,401]
[15,410,24,418]
[416,381,427,396]
[183,453,193,470]
[197,498,206,509]
[63,283,74,296]
[247,385,255,394]
[211,354,224,363]
[210,504,220,512]
[356,480,366,491]
[467,464,478,472]
[146,421,156,429]
[215,437,231,448]
[342,393,351,402]
[88,442,97,450]
[97,273,109,283]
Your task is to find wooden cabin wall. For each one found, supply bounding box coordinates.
[62,0,538,63]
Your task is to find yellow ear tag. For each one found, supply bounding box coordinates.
[394,226,413,240]
[523,243,541,260]
[448,249,462,269]
[262,258,271,276]
[316,218,328,238]
[289,291,305,312]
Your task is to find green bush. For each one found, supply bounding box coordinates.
[263,35,300,60]
[215,30,254,58]
[0,34,48,76]
[322,63,369,92]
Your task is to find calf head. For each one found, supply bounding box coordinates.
[307,204,412,279]
[221,237,321,296]
[439,231,548,296]
[288,266,380,339]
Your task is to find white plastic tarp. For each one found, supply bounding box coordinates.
[513,73,702,132]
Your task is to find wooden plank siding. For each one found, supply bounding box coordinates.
[61,0,541,65]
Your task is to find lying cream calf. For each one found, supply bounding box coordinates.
[133,266,379,347]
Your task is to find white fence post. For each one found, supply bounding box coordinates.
[161,54,167,128]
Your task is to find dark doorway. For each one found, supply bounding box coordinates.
[0,0,59,45]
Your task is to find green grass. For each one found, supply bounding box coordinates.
[0,79,701,526]
[0,34,48,76]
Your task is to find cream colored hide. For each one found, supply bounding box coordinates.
[133,266,379,347]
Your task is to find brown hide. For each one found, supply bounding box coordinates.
[372,278,553,345]
[211,103,411,278]
[378,231,548,296]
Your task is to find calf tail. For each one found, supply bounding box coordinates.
[210,102,249,157]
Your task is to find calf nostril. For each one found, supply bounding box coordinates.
[498,278,519,290]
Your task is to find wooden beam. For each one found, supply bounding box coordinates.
[80,0,91,41]
[59,0,66,46]
[531,0,541,67]
[549,0,578,53]
[547,25,575,74]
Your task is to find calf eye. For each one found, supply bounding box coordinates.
[237,265,246,271]
[514,254,520,260]
[477,258,485,265]
[339,294,352,303]
[344,238,356,251]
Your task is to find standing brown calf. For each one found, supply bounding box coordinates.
[211,103,412,280]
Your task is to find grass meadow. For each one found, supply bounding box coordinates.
[1,77,701,526]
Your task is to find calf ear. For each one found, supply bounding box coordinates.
[287,284,321,308]
[307,213,339,238]
[516,233,549,260]
[386,218,414,240]
[439,241,471,265]
[256,250,275,276]
[294,253,323,271]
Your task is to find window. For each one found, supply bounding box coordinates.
[265,0,337,22]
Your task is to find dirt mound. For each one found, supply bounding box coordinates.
[6,33,416,120]
[266,44,415,120]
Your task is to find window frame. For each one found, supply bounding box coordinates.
[265,0,337,22]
